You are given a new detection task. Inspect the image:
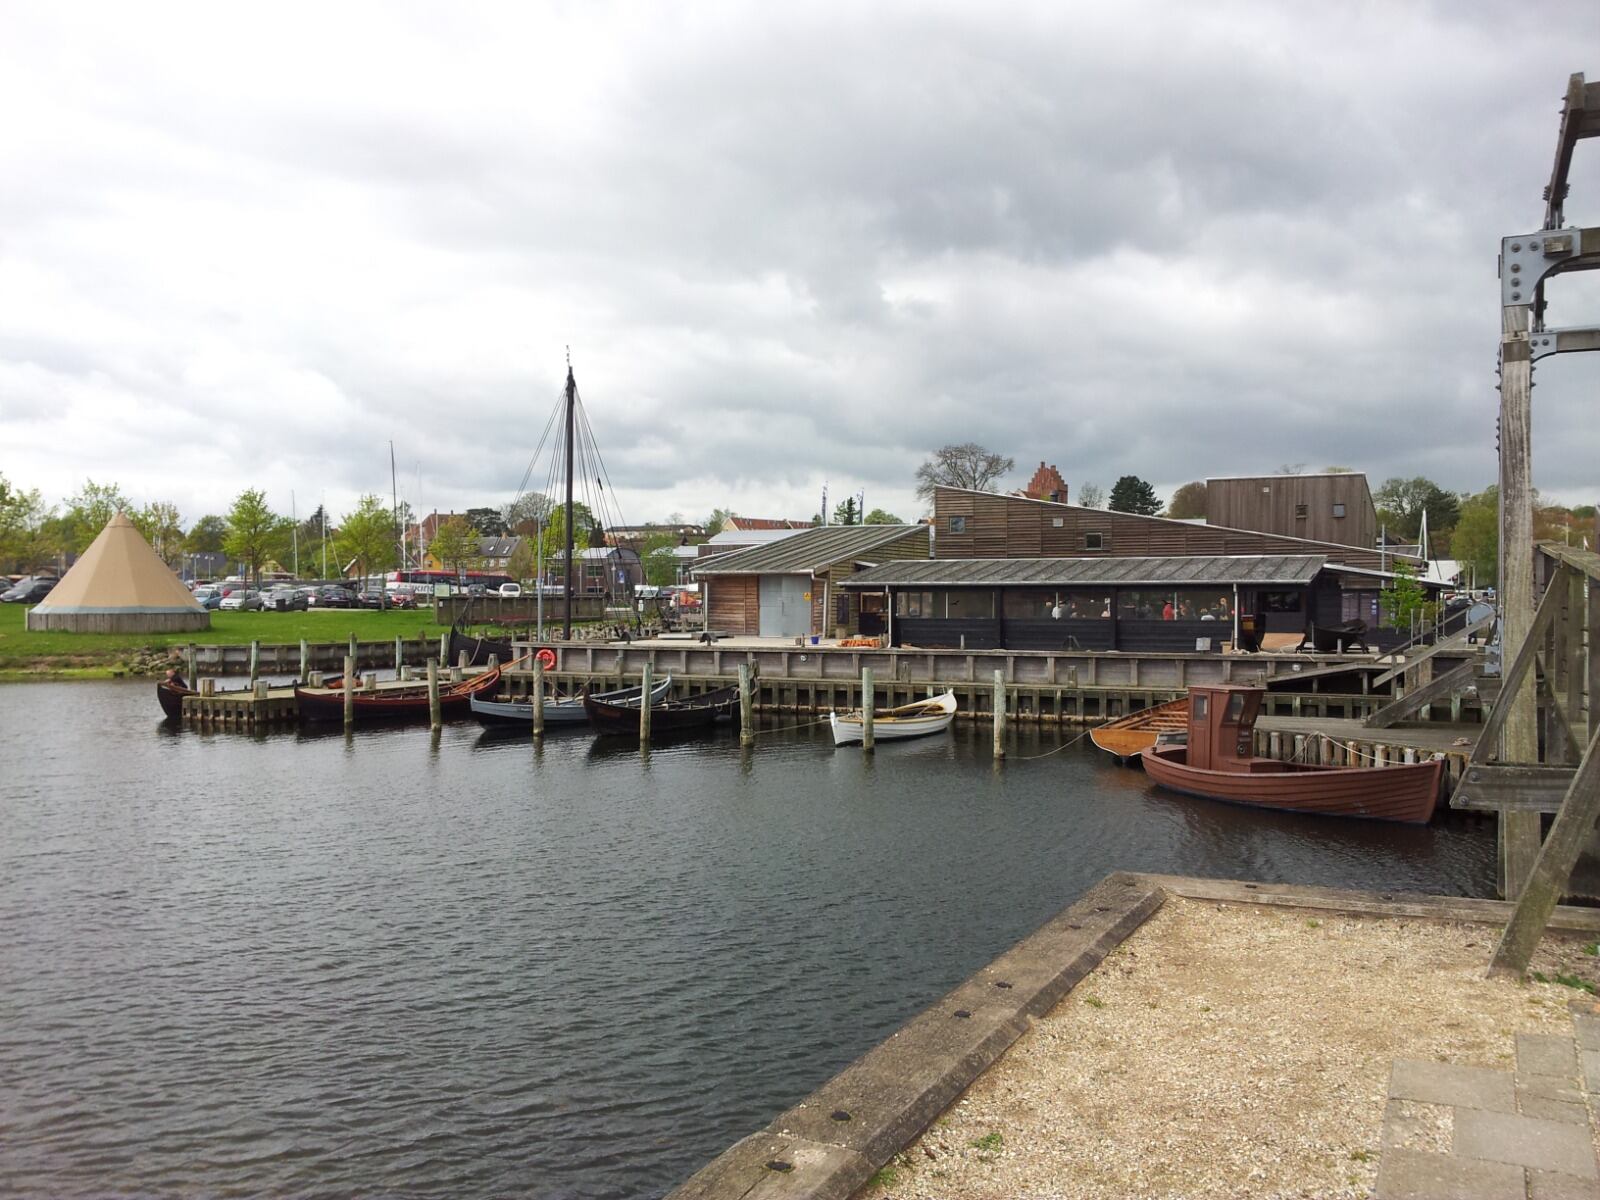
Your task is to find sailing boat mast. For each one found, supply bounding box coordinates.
[563,352,576,639]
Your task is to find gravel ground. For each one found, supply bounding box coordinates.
[860,897,1600,1200]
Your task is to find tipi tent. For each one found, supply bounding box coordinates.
[27,512,210,632]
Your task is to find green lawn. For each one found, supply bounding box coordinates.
[0,603,453,676]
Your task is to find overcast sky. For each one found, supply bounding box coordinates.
[2,1,1597,532]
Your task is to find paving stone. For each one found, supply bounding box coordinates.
[1575,1012,1600,1052]
[1389,1059,1517,1113]
[1382,1097,1453,1152]
[1530,1168,1600,1200]
[1583,1049,1600,1093]
[1373,1147,1524,1200]
[1519,1092,1591,1125]
[1523,1076,1588,1105]
[1522,1033,1582,1079]
[1455,1107,1600,1178]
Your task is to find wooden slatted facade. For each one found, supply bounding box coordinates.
[1205,473,1377,548]
[705,576,759,636]
[933,487,1410,572]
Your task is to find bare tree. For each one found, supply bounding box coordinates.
[1273,463,1307,475]
[1076,482,1104,509]
[914,443,1014,502]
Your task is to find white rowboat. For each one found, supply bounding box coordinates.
[829,690,958,746]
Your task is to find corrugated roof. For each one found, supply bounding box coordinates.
[693,525,927,576]
[840,554,1326,589]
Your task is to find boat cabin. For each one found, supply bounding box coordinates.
[1185,684,1265,772]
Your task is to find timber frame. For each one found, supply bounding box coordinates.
[1480,73,1600,975]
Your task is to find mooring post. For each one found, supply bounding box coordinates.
[348,633,358,668]
[639,661,653,747]
[394,635,403,674]
[248,640,260,689]
[738,663,754,747]
[342,655,355,728]
[299,638,309,680]
[450,662,463,683]
[487,654,498,672]
[458,650,470,671]
[861,666,875,752]
[186,643,198,691]
[427,659,441,731]
[532,660,545,737]
[992,669,1006,760]
[438,632,448,665]
[253,679,268,699]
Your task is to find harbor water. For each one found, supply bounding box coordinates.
[1,680,1496,1199]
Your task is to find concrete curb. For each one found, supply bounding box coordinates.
[666,871,1165,1199]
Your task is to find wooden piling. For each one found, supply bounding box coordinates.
[438,632,448,665]
[532,661,545,737]
[428,659,442,731]
[394,635,403,674]
[739,663,754,747]
[248,640,260,688]
[993,669,1006,760]
[639,662,653,746]
[185,643,198,690]
[253,679,268,699]
[342,656,355,728]
[299,639,309,680]
[458,650,470,671]
[861,667,875,751]
[349,633,358,667]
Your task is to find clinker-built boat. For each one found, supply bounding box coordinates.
[472,675,671,727]
[1090,696,1188,763]
[830,691,958,746]
[295,665,502,723]
[1140,683,1441,824]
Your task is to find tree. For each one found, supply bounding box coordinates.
[466,506,508,538]
[705,507,734,535]
[0,475,58,573]
[64,478,134,555]
[1109,475,1161,515]
[428,516,481,580]
[502,492,553,536]
[914,443,1014,502]
[1166,481,1207,520]
[1323,465,1355,473]
[508,538,537,583]
[1076,482,1104,509]
[223,489,284,584]
[1373,477,1460,542]
[187,514,228,554]
[1380,560,1432,629]
[133,501,185,567]
[336,494,399,592]
[833,497,859,526]
[863,507,904,525]
[637,532,680,588]
[1452,488,1497,586]
[1274,464,1307,475]
[539,502,600,566]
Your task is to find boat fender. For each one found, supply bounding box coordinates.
[535,647,557,670]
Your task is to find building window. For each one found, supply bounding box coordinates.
[1294,504,1308,518]
[1332,503,1347,518]
[948,516,966,534]
[1084,532,1105,550]
[1051,517,1064,528]
[946,590,994,619]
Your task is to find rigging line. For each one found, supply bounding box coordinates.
[508,390,565,512]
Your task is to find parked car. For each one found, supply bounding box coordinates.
[0,577,55,603]
[385,589,418,609]
[261,586,309,612]
[219,588,263,611]
[498,582,523,597]
[465,583,488,597]
[192,585,224,610]
[314,586,354,608]
[355,589,392,609]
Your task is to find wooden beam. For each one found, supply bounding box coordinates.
[1489,720,1600,976]
[1454,764,1579,813]
[1459,563,1567,772]
[1366,661,1476,729]
[1370,615,1492,688]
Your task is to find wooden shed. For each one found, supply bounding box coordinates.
[693,525,931,639]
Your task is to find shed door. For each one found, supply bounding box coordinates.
[758,575,811,638]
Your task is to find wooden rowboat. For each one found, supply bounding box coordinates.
[1140,683,1441,824]
[830,691,958,746]
[294,665,501,723]
[1090,696,1188,763]
[472,675,671,727]
[583,684,740,737]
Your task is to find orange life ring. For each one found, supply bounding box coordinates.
[535,647,557,670]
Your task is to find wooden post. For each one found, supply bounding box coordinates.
[992,669,1006,760]
[394,635,403,674]
[532,660,545,737]
[487,654,498,673]
[185,643,198,690]
[458,650,470,671]
[438,632,448,665]
[739,663,754,747]
[1491,723,1600,975]
[639,661,653,747]
[364,673,376,691]
[427,659,442,731]
[861,666,875,752]
[248,640,260,688]
[349,633,358,667]
[342,655,355,728]
[450,663,463,683]
[299,638,309,680]
[200,677,215,696]
[253,679,268,699]
[308,671,323,687]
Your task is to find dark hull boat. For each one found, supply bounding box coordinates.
[294,666,502,723]
[449,627,513,670]
[156,680,192,720]
[583,685,739,737]
[1139,683,1441,824]
[472,675,671,727]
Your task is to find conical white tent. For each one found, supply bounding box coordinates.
[27,512,210,632]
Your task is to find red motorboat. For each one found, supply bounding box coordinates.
[1141,684,1442,824]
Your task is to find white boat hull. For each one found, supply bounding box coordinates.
[829,691,958,746]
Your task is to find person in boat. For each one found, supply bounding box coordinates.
[164,666,188,690]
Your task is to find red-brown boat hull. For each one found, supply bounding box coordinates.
[1141,746,1442,824]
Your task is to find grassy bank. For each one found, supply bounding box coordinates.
[0,604,453,679]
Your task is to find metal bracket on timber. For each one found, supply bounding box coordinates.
[1529,325,1600,360]
[1500,228,1600,307]
[1364,660,1475,730]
